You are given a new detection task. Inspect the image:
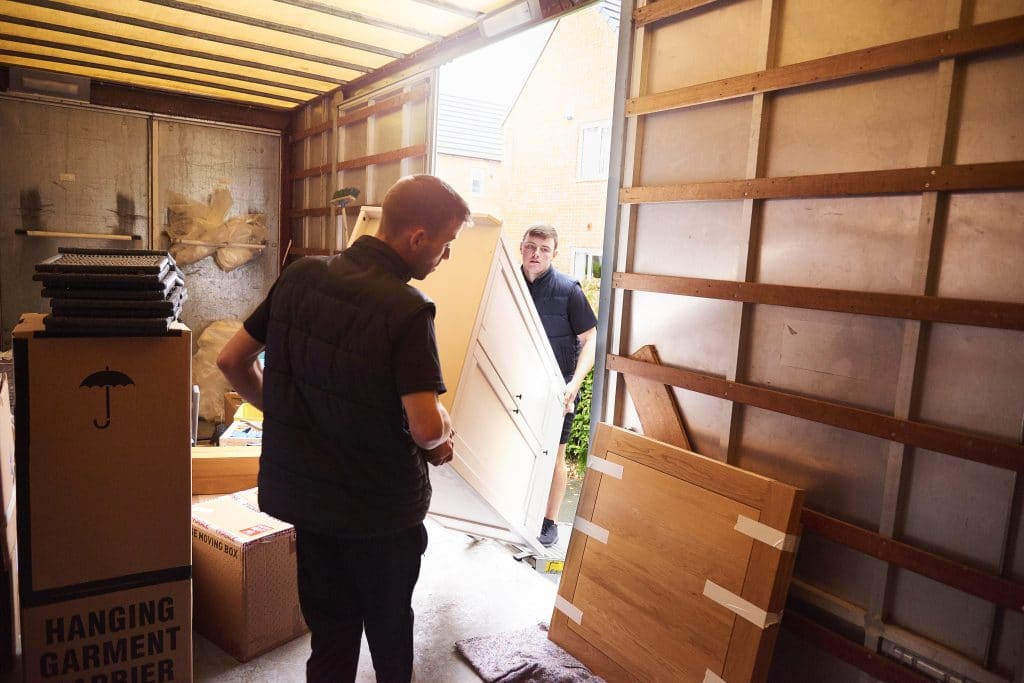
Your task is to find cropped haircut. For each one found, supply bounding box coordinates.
[522,224,559,250]
[379,175,470,238]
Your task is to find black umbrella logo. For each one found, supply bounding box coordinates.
[80,367,135,429]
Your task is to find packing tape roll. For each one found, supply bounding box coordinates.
[702,580,780,629]
[573,515,609,544]
[555,595,583,625]
[587,455,623,479]
[734,515,798,552]
[703,670,727,683]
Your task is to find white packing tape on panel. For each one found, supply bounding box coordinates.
[573,516,609,544]
[587,455,623,479]
[734,515,798,552]
[702,580,780,629]
[703,670,727,683]
[554,595,583,624]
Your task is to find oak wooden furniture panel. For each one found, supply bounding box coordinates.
[551,424,803,683]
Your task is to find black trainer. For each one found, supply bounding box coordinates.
[537,519,559,547]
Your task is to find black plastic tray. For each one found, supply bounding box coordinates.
[50,287,187,318]
[43,314,175,335]
[35,247,173,275]
[34,267,184,292]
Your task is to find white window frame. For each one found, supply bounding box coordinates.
[570,247,602,281]
[576,120,612,182]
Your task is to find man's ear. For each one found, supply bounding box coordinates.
[409,227,427,249]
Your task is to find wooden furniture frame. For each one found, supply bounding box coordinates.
[551,423,803,682]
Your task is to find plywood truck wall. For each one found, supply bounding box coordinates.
[603,1,1024,680]
[0,97,281,348]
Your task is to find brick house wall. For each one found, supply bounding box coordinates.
[498,5,617,277]
[434,154,505,219]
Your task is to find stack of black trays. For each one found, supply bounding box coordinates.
[33,247,187,335]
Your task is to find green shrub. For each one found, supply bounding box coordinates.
[564,369,593,477]
[564,277,600,477]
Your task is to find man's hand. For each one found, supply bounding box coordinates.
[562,381,581,415]
[423,434,454,467]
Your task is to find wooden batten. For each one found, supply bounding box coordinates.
[626,16,1024,117]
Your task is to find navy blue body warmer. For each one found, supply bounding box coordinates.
[256,243,434,537]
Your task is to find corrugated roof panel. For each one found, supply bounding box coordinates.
[0,39,312,102]
[0,0,560,110]
[0,20,340,92]
[2,3,364,82]
[2,54,299,107]
[53,0,394,69]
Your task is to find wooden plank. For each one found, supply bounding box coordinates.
[633,0,720,27]
[619,160,1024,204]
[622,345,691,449]
[290,207,332,217]
[336,144,427,172]
[613,272,1024,331]
[291,162,332,181]
[866,0,971,656]
[783,612,934,683]
[626,15,1024,116]
[290,119,332,143]
[606,355,1024,473]
[720,0,780,465]
[337,85,430,127]
[801,509,1024,612]
[191,446,259,495]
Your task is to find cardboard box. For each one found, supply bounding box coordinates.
[218,420,262,447]
[191,488,307,662]
[13,313,193,681]
[223,392,243,425]
[191,446,259,495]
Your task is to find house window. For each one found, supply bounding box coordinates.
[577,121,611,181]
[470,168,485,196]
[571,248,602,281]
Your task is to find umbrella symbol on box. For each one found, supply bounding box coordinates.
[80,367,134,429]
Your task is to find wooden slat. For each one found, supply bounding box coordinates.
[606,355,1024,473]
[291,162,332,180]
[801,510,1024,612]
[783,612,934,683]
[337,84,430,127]
[622,345,692,449]
[290,119,332,143]
[627,15,1024,116]
[337,144,427,171]
[619,160,1024,204]
[633,0,720,27]
[290,207,331,217]
[287,246,336,257]
[613,272,1024,331]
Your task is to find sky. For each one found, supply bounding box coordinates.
[439,21,555,106]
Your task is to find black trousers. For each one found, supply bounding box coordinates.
[295,523,429,683]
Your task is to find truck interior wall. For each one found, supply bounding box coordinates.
[604,0,1024,679]
[154,119,281,338]
[0,98,148,350]
[287,74,434,256]
[0,96,281,347]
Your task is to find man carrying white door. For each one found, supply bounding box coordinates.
[519,224,597,548]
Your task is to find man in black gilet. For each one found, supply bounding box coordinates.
[520,224,598,548]
[217,175,470,682]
